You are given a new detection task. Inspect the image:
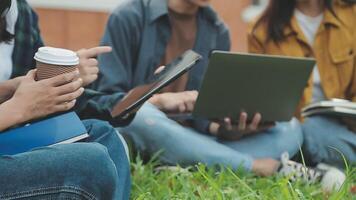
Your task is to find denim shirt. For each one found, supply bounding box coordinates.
[93,0,231,132]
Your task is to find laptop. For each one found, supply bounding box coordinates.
[192,51,315,122]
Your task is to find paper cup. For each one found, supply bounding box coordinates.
[34,47,79,80]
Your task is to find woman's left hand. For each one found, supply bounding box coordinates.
[210,112,275,141]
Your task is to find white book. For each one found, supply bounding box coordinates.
[302,99,356,118]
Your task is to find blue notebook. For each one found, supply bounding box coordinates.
[0,112,88,156]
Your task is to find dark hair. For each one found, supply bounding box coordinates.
[253,0,334,43]
[0,0,14,44]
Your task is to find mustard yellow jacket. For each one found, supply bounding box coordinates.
[248,1,356,118]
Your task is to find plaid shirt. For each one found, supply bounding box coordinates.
[11,0,43,78]
[9,0,130,126]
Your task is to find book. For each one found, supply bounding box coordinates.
[302,99,356,118]
[0,112,88,156]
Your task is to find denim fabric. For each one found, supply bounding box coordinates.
[0,120,131,200]
[119,103,304,171]
[92,0,231,133]
[302,116,356,168]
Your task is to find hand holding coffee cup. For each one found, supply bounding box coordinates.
[34,47,80,81]
[33,47,83,109]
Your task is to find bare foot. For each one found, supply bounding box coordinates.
[252,159,281,176]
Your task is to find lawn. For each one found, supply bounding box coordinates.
[130,157,356,200]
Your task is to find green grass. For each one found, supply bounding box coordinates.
[131,157,356,200]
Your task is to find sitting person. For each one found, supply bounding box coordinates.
[1,1,130,199]
[92,0,342,184]
[0,71,131,200]
[248,0,355,168]
[0,0,119,123]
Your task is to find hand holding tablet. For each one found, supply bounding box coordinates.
[111,50,202,119]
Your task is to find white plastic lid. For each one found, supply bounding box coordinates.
[34,47,79,66]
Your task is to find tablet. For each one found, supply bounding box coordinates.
[111,50,202,119]
[193,51,315,122]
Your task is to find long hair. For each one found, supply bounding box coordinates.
[0,0,14,43]
[253,0,334,43]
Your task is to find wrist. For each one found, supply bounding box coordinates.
[0,99,26,130]
[0,78,21,103]
[6,98,26,123]
[7,77,22,94]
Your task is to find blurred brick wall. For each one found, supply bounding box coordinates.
[35,0,250,52]
[35,9,108,50]
[211,0,251,52]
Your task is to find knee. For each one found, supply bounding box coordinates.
[65,143,120,198]
[68,143,119,182]
[302,116,340,146]
[276,118,303,142]
[83,119,113,136]
[271,119,304,155]
[125,103,178,134]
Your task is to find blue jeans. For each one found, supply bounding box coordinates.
[0,120,131,200]
[302,116,356,168]
[119,103,303,171]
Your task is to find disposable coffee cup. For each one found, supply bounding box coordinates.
[34,47,79,80]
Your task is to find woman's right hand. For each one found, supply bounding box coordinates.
[7,70,84,123]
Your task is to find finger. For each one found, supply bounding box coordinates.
[56,87,85,103]
[81,65,99,75]
[187,91,199,105]
[26,69,37,78]
[154,66,165,75]
[190,90,198,97]
[78,46,112,58]
[82,58,99,67]
[82,75,98,86]
[186,90,199,99]
[53,100,77,112]
[24,70,37,82]
[178,103,186,113]
[238,112,247,131]
[43,70,80,87]
[224,118,233,131]
[88,66,100,75]
[54,78,83,95]
[185,102,194,112]
[249,113,262,131]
